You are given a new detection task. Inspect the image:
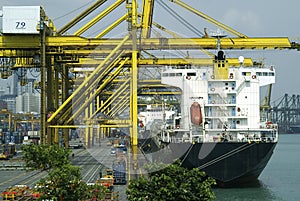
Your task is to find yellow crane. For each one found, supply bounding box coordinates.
[0,0,299,149]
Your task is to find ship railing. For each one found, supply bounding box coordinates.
[169,129,278,143]
[208,94,236,105]
[170,137,188,143]
[213,111,232,117]
[206,118,231,130]
[191,135,204,143]
[169,129,195,143]
[204,129,278,143]
[239,129,278,143]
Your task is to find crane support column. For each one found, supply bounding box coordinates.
[128,0,139,171]
[40,17,47,145]
[130,0,138,147]
[47,56,55,144]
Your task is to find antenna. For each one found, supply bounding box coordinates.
[210,28,227,51]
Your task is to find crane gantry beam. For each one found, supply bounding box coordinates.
[67,57,254,68]
[0,35,293,50]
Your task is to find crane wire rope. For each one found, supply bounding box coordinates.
[198,142,256,170]
[29,68,40,78]
[155,0,214,60]
[180,143,195,166]
[156,0,204,37]
[53,0,96,21]
[149,24,194,60]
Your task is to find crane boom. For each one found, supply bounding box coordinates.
[141,0,155,38]
[74,0,125,36]
[170,0,248,38]
[57,0,107,35]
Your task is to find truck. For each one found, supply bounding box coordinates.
[97,169,114,192]
[69,139,84,149]
[112,159,127,185]
[0,143,16,160]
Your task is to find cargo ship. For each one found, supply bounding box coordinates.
[138,50,278,186]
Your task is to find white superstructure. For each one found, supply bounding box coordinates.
[161,52,278,143]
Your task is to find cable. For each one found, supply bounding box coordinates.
[198,143,255,169]
[29,68,40,78]
[53,0,96,21]
[180,143,194,165]
[156,0,204,37]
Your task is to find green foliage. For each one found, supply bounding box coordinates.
[21,144,108,200]
[36,164,108,201]
[126,161,216,201]
[21,144,71,171]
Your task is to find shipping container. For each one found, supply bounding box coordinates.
[112,159,126,185]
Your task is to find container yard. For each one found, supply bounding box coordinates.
[0,138,132,200]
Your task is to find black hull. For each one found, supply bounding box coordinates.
[163,142,277,187]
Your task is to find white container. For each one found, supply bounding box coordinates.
[2,6,41,34]
[27,131,34,136]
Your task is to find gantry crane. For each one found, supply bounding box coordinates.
[0,1,299,154]
[272,94,300,133]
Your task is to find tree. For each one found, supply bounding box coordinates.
[126,161,216,201]
[36,164,108,201]
[21,144,70,171]
[21,144,108,200]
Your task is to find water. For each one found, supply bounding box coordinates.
[214,134,300,201]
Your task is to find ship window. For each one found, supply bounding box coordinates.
[222,64,225,67]
[263,72,268,76]
[187,72,196,76]
[256,72,262,76]
[242,72,251,76]
[176,73,182,76]
[162,73,168,77]
[237,120,240,124]
[231,83,235,90]
[225,83,228,86]
[218,64,221,67]
[269,72,275,76]
[169,73,176,76]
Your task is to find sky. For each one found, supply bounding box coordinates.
[0,0,299,105]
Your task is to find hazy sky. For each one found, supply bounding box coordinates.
[0,0,299,105]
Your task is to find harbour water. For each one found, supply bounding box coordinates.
[214,134,300,201]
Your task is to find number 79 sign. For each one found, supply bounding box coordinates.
[16,22,26,29]
[2,6,41,34]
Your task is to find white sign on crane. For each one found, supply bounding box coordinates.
[2,6,41,34]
